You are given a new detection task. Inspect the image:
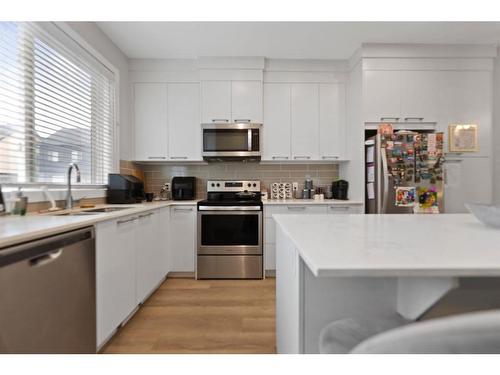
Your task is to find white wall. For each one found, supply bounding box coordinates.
[494,47,500,203]
[66,22,132,161]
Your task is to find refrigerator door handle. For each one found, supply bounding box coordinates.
[380,146,390,214]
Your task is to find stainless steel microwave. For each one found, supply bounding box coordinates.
[201,123,261,161]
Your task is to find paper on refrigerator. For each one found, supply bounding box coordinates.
[366,146,375,163]
[367,183,375,200]
[367,165,375,182]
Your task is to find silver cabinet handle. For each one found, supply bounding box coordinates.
[404,117,424,121]
[170,156,188,160]
[329,206,349,210]
[293,156,311,160]
[212,119,229,123]
[287,206,306,210]
[234,119,251,123]
[138,212,154,219]
[322,156,339,160]
[117,217,138,225]
[272,156,289,160]
[173,207,194,212]
[148,156,166,160]
[380,117,400,121]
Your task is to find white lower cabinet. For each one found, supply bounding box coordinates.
[96,214,138,347]
[169,205,197,272]
[95,207,171,348]
[136,210,167,304]
[264,204,363,270]
[444,157,493,213]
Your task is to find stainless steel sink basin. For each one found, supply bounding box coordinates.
[55,211,103,216]
[49,206,134,216]
[84,207,133,213]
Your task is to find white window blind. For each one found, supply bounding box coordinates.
[0,22,115,185]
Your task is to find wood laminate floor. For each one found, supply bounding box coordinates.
[103,278,276,354]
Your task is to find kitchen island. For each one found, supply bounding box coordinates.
[274,214,500,353]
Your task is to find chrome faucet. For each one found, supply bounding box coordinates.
[66,163,81,209]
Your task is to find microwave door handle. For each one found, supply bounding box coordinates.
[248,129,252,152]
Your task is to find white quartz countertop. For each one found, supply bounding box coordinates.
[263,199,363,205]
[273,214,500,277]
[0,200,199,249]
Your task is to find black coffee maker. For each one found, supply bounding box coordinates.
[332,180,349,200]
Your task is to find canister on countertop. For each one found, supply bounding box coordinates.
[304,177,313,190]
[302,189,311,199]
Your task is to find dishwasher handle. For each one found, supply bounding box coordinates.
[0,227,94,268]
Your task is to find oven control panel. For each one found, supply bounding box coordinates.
[207,180,261,192]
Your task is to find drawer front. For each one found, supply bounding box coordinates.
[265,205,327,217]
[327,205,362,214]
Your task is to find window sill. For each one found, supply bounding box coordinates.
[0,185,107,203]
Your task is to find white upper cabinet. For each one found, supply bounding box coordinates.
[363,70,401,123]
[262,82,347,162]
[201,80,263,123]
[438,70,492,157]
[319,83,346,160]
[400,71,440,123]
[263,83,291,161]
[134,83,201,161]
[167,83,202,161]
[134,83,168,161]
[231,81,263,123]
[201,81,232,123]
[291,83,319,161]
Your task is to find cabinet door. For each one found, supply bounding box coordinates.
[157,207,171,276]
[168,83,202,161]
[363,70,401,122]
[291,84,320,161]
[201,81,231,123]
[136,210,163,304]
[263,83,291,161]
[319,83,346,160]
[134,83,168,161]
[444,157,493,213]
[438,70,492,157]
[169,205,196,272]
[95,216,137,347]
[400,71,439,123]
[326,205,363,214]
[231,81,263,123]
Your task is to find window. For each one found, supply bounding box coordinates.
[0,22,115,185]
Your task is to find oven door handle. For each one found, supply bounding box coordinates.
[198,206,262,211]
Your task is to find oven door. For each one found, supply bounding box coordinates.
[197,210,262,255]
[202,123,261,157]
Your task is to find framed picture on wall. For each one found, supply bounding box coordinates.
[448,124,478,152]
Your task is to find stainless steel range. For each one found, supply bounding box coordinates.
[197,180,263,279]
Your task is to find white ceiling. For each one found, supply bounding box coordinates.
[96,22,500,60]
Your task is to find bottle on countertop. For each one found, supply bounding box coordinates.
[12,187,28,216]
[0,185,5,216]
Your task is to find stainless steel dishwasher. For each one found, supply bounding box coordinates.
[0,227,96,353]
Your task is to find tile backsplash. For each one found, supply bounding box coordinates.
[135,162,339,199]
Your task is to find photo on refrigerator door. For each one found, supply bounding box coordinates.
[395,186,416,207]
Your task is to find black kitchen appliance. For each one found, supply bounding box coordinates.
[172,177,197,200]
[197,180,263,279]
[332,179,349,200]
[107,174,145,204]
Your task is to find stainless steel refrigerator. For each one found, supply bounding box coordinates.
[365,131,445,214]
